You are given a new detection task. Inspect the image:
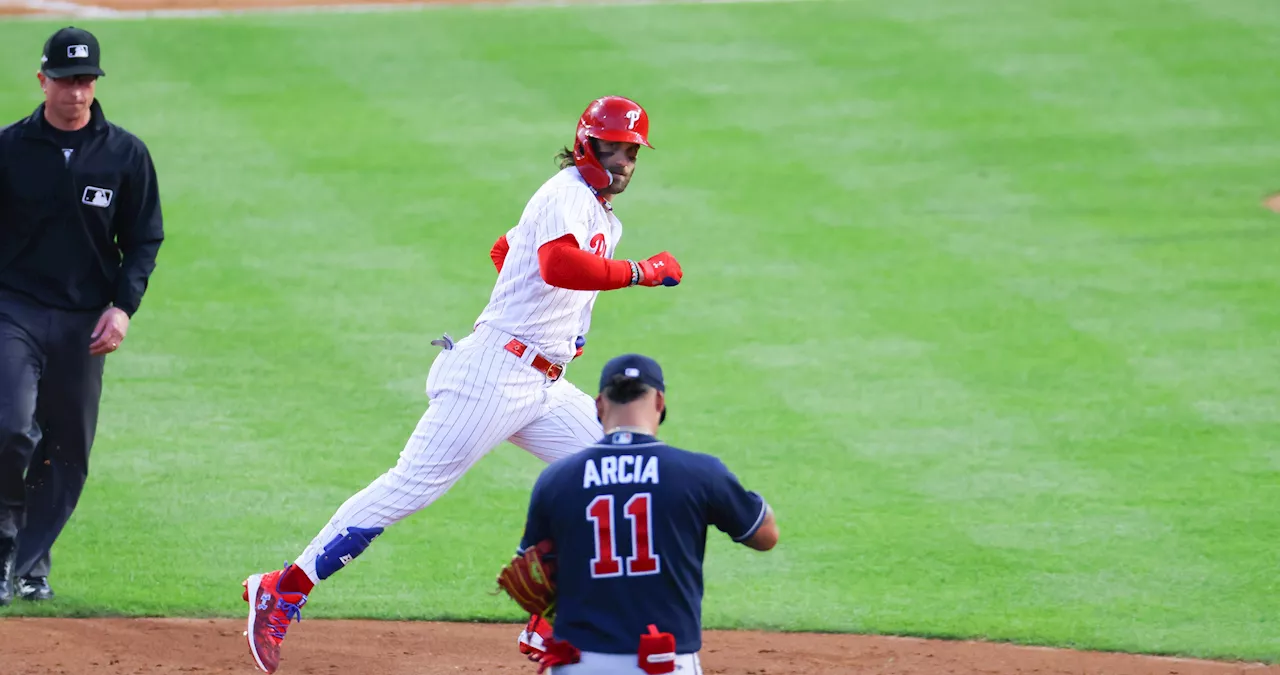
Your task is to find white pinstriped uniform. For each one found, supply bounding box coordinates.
[294,167,622,584]
[476,167,620,363]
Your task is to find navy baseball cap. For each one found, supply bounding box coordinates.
[41,27,106,79]
[599,353,665,393]
[599,353,667,424]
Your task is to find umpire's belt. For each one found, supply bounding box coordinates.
[504,339,564,381]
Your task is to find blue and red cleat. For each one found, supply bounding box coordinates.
[242,566,308,674]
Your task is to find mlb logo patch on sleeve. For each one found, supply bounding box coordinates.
[68,45,90,58]
[82,186,113,208]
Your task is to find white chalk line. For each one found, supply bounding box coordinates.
[15,0,121,15]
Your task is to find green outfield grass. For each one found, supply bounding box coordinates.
[1,0,1278,663]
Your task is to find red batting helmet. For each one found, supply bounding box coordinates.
[573,96,653,190]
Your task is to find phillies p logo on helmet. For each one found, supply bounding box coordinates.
[572,96,654,190]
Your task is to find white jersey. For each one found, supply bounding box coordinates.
[474,167,623,364]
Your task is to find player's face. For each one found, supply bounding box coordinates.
[39,73,96,123]
[596,140,640,194]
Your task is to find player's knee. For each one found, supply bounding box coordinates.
[315,526,384,580]
[0,414,37,453]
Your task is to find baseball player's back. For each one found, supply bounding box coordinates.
[526,435,768,656]
[506,354,779,675]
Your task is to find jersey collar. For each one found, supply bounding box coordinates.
[570,167,613,212]
[590,186,613,212]
[600,431,657,446]
[23,100,108,139]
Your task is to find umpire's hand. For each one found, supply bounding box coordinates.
[89,307,130,356]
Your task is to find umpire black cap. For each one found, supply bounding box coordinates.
[41,27,106,79]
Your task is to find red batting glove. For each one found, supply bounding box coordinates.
[637,252,682,287]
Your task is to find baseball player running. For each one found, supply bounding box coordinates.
[242,96,683,675]
[496,353,779,674]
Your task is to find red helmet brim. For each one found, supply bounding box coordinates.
[587,128,654,149]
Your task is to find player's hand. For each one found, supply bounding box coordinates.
[638,252,682,287]
[89,307,130,356]
[574,336,585,360]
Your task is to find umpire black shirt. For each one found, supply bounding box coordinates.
[0,100,163,316]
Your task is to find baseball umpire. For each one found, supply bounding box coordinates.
[496,353,779,674]
[0,26,164,604]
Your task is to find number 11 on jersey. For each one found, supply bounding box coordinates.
[587,493,662,579]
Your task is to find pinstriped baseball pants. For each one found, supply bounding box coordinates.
[293,323,601,582]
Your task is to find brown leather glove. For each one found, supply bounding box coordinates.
[496,539,558,620]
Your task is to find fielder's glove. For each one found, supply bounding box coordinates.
[496,539,558,621]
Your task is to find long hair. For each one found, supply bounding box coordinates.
[556,137,602,170]
[555,145,575,170]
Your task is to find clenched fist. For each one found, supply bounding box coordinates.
[638,252,682,287]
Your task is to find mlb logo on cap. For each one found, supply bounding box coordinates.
[599,354,669,424]
[41,26,106,79]
[600,355,665,394]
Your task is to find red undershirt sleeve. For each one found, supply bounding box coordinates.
[537,235,635,291]
[490,234,511,273]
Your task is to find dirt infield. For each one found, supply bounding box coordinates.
[0,617,1275,675]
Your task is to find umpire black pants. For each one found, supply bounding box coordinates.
[0,289,104,580]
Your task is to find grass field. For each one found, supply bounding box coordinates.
[1,0,1278,664]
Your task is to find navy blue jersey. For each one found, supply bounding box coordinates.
[518,431,768,655]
